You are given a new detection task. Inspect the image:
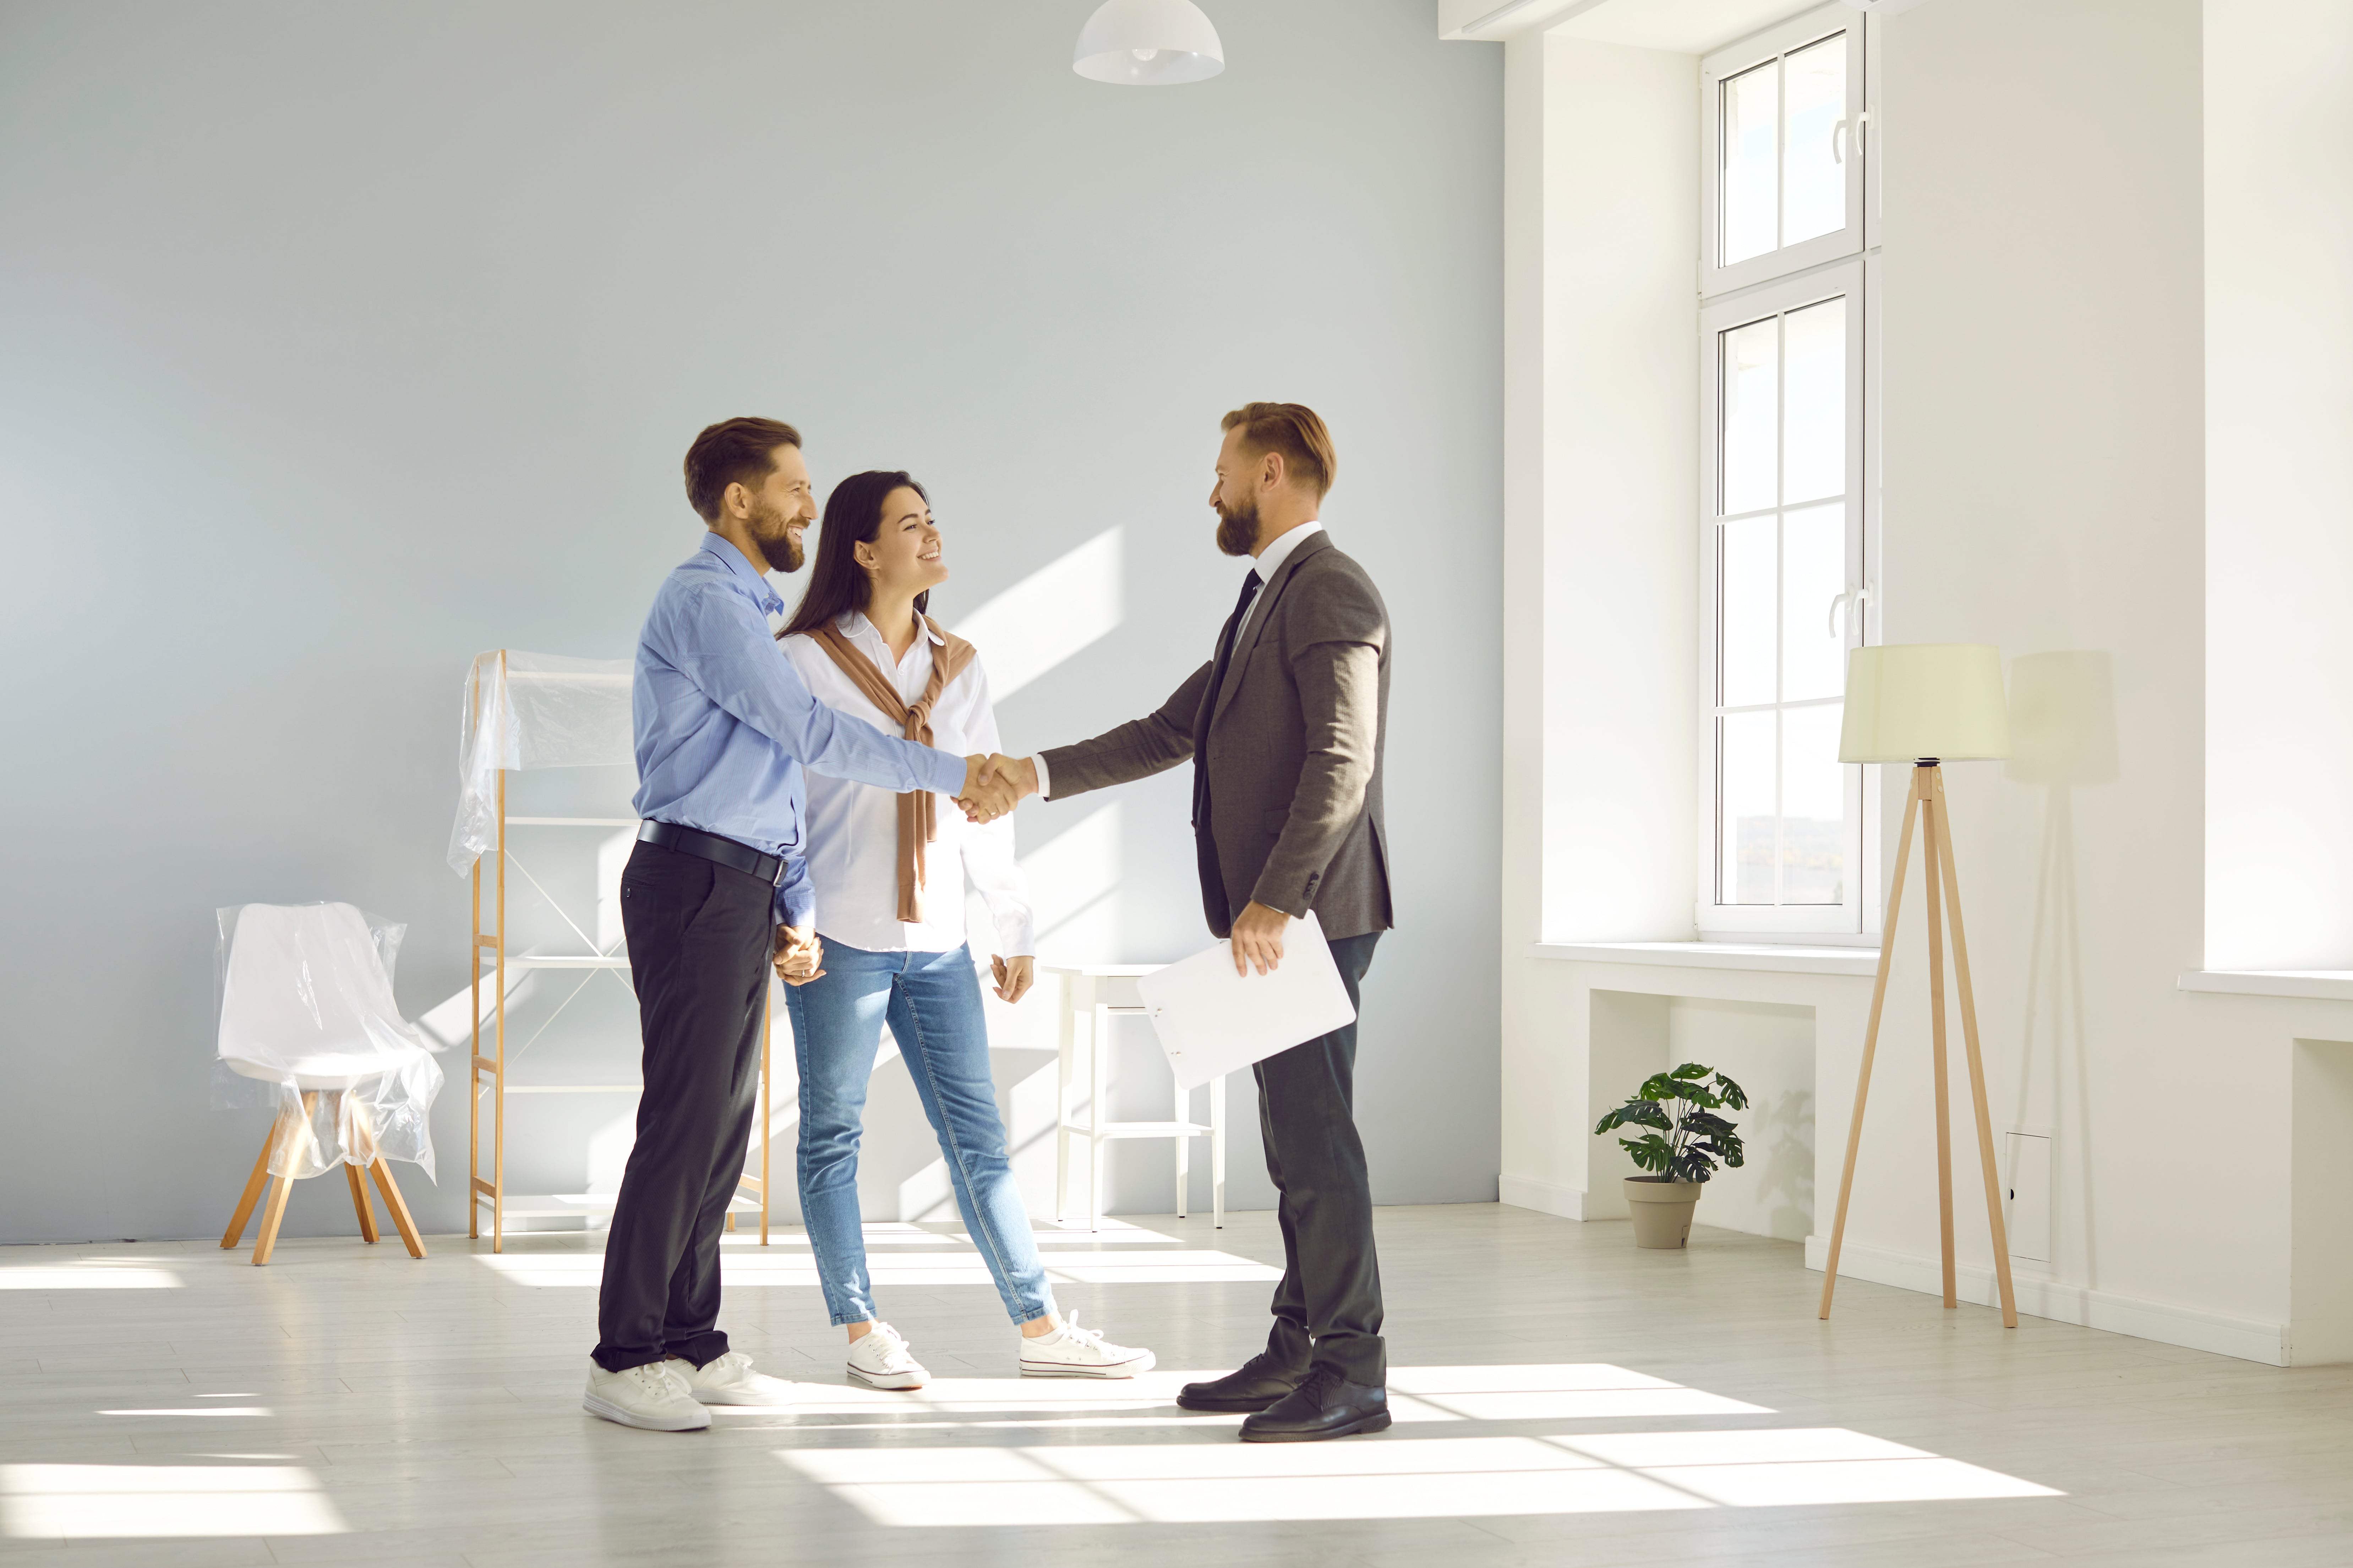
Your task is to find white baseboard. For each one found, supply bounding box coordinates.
[1804,1234,2288,1366]
[1498,1175,1592,1221]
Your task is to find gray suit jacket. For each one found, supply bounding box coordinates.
[1040,528,1393,941]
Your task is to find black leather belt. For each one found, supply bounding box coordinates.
[637,821,785,887]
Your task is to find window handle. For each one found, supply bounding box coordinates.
[1828,585,1872,639]
[1834,110,1871,166]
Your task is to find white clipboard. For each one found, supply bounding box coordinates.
[1135,910,1358,1091]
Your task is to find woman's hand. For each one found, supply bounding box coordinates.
[776,926,826,986]
[990,954,1035,1004]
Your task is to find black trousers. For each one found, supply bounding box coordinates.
[1254,929,1385,1386]
[592,841,773,1373]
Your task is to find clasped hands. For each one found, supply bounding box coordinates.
[954,753,1040,824]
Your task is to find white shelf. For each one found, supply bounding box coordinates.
[474,1191,758,1219]
[1059,1119,1214,1140]
[2178,969,2353,1002]
[1531,941,1881,977]
[499,1084,640,1095]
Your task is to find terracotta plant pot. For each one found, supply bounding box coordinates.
[1625,1177,1703,1249]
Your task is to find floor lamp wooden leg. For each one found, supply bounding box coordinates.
[345,1163,380,1244]
[1922,773,1958,1309]
[1821,769,1926,1320]
[221,1125,276,1250]
[760,991,772,1246]
[1929,770,2020,1329]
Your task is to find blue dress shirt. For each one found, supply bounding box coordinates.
[631,534,967,927]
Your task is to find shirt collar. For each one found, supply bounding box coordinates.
[1252,519,1323,582]
[837,608,945,650]
[699,532,786,616]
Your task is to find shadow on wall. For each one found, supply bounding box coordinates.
[2004,650,2118,1291]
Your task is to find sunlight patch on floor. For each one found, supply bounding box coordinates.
[0,1260,183,1290]
[766,1364,2059,1529]
[0,1464,349,1539]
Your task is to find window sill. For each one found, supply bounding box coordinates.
[1530,941,1882,978]
[2177,969,2353,1003]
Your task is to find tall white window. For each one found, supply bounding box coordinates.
[1697,5,1873,938]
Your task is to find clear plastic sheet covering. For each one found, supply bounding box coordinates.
[214,903,446,1182]
[446,649,636,875]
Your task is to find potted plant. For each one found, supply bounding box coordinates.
[1593,1063,1748,1249]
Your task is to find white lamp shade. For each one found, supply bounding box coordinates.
[1839,643,2011,762]
[1074,0,1224,86]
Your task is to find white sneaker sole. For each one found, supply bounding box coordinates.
[848,1365,928,1391]
[583,1393,711,1431]
[1020,1352,1157,1379]
[690,1385,795,1407]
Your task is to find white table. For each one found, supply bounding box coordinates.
[1041,963,1225,1231]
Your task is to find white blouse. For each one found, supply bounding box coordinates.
[777,611,1035,958]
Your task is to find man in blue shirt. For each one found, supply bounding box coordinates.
[585,417,1012,1432]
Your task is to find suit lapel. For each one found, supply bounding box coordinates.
[1211,528,1332,726]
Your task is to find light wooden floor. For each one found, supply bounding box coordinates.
[3,1203,2351,1567]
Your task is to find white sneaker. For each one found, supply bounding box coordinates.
[675,1350,795,1407]
[846,1322,929,1391]
[1018,1312,1155,1378]
[583,1359,711,1431]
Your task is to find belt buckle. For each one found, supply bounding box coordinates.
[769,855,787,889]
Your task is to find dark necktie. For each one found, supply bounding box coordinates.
[1192,569,1263,840]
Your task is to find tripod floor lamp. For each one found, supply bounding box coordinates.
[1819,643,2018,1329]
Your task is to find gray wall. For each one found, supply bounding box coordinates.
[0,0,1501,1243]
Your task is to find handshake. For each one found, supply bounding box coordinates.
[955,753,1041,824]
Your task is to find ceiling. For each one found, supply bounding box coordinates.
[1442,0,1835,54]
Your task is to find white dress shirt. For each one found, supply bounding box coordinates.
[1032,521,1324,802]
[779,611,1035,957]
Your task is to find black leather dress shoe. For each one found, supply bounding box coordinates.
[1176,1353,1307,1413]
[1238,1368,1390,1443]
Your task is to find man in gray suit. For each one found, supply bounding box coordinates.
[986,402,1394,1443]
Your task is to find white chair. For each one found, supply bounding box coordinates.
[216,903,435,1264]
[1042,963,1225,1232]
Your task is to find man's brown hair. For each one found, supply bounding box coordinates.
[1221,402,1336,499]
[683,417,802,522]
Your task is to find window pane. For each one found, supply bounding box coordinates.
[1782,298,1845,504]
[1720,515,1776,709]
[1721,61,1778,265]
[1722,710,1776,904]
[1781,504,1846,702]
[1781,703,1848,905]
[1720,317,1778,516]
[1782,35,1846,246]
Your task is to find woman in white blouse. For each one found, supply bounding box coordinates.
[774,470,1154,1389]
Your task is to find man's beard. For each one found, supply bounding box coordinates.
[747,498,806,573]
[1213,495,1258,558]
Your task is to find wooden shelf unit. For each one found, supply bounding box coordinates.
[465,650,773,1252]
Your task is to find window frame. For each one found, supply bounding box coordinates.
[1694,258,1871,938]
[1699,4,1868,299]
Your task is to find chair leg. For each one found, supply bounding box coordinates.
[221,1125,275,1250]
[368,1161,427,1259]
[345,1163,380,1244]
[251,1094,316,1267]
[252,1168,297,1266]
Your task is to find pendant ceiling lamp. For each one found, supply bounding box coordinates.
[1073,0,1224,86]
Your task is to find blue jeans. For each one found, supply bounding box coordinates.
[785,942,1055,1328]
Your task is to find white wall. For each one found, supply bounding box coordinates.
[2204,0,2353,972]
[1496,28,1698,1219]
[0,0,1503,1243]
[1489,0,2353,1363]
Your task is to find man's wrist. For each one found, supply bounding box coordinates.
[1027,753,1052,801]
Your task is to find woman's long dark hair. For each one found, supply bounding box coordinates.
[778,470,930,640]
